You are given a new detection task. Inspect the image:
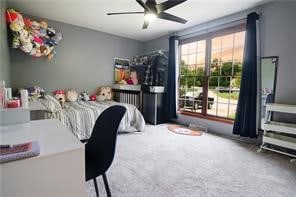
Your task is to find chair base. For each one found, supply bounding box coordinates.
[103,173,111,197]
[92,173,111,197]
[93,178,99,197]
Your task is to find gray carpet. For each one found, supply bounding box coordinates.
[86,124,296,197]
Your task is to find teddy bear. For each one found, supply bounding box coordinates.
[96,86,113,101]
[53,89,66,108]
[65,89,78,102]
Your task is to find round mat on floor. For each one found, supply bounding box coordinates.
[167,124,203,136]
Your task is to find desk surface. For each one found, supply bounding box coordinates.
[0,119,86,197]
[0,119,83,158]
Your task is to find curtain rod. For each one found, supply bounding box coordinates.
[177,12,262,39]
[177,17,247,38]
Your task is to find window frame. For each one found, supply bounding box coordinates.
[178,23,246,120]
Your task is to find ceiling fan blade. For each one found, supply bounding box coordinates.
[107,12,144,15]
[143,20,149,29]
[157,12,187,24]
[136,0,151,11]
[156,0,187,13]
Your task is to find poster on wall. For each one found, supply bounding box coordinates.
[114,58,130,84]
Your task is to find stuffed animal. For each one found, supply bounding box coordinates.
[26,86,45,100]
[80,91,90,101]
[96,86,113,101]
[47,49,56,60]
[47,27,56,37]
[31,21,40,30]
[96,95,105,102]
[23,18,32,31]
[39,21,48,37]
[6,9,62,60]
[12,35,20,48]
[65,89,78,102]
[90,95,97,101]
[18,29,33,53]
[6,9,24,32]
[51,31,63,45]
[53,89,66,108]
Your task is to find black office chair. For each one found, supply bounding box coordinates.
[85,105,126,197]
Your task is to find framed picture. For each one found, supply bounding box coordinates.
[114,58,130,84]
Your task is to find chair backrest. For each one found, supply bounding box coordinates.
[85,105,126,180]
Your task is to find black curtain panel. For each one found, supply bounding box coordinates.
[233,12,259,138]
[164,35,178,121]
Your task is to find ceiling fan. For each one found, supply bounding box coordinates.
[107,0,188,29]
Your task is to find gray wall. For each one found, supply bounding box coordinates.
[10,17,144,93]
[0,0,11,86]
[259,1,296,122]
[143,1,296,135]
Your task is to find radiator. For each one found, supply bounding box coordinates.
[113,90,142,111]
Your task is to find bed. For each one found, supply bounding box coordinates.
[42,98,145,140]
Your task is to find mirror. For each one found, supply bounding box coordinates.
[260,56,278,128]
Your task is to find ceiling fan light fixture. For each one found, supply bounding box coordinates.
[144,13,156,22]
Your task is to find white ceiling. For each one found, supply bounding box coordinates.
[8,0,268,41]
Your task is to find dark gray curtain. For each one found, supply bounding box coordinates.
[164,35,178,121]
[233,12,259,138]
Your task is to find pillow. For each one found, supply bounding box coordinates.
[40,94,62,113]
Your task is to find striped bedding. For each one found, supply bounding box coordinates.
[46,101,145,140]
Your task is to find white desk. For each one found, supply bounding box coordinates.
[0,119,87,197]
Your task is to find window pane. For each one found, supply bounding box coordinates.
[210,49,221,76]
[220,62,233,76]
[229,104,237,119]
[181,44,189,55]
[179,29,245,119]
[221,47,233,63]
[180,59,188,75]
[233,64,242,77]
[216,76,231,118]
[188,42,197,54]
[181,55,188,65]
[197,40,206,52]
[221,34,234,49]
[233,45,244,63]
[178,76,187,110]
[194,64,205,76]
[188,53,196,65]
[197,52,205,64]
[192,77,203,113]
[212,37,221,50]
[234,31,245,46]
[179,76,203,113]
[208,77,219,116]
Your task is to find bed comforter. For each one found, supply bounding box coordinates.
[47,101,145,140]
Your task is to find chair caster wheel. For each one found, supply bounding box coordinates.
[257,148,263,153]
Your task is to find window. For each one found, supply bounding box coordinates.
[178,27,245,119]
